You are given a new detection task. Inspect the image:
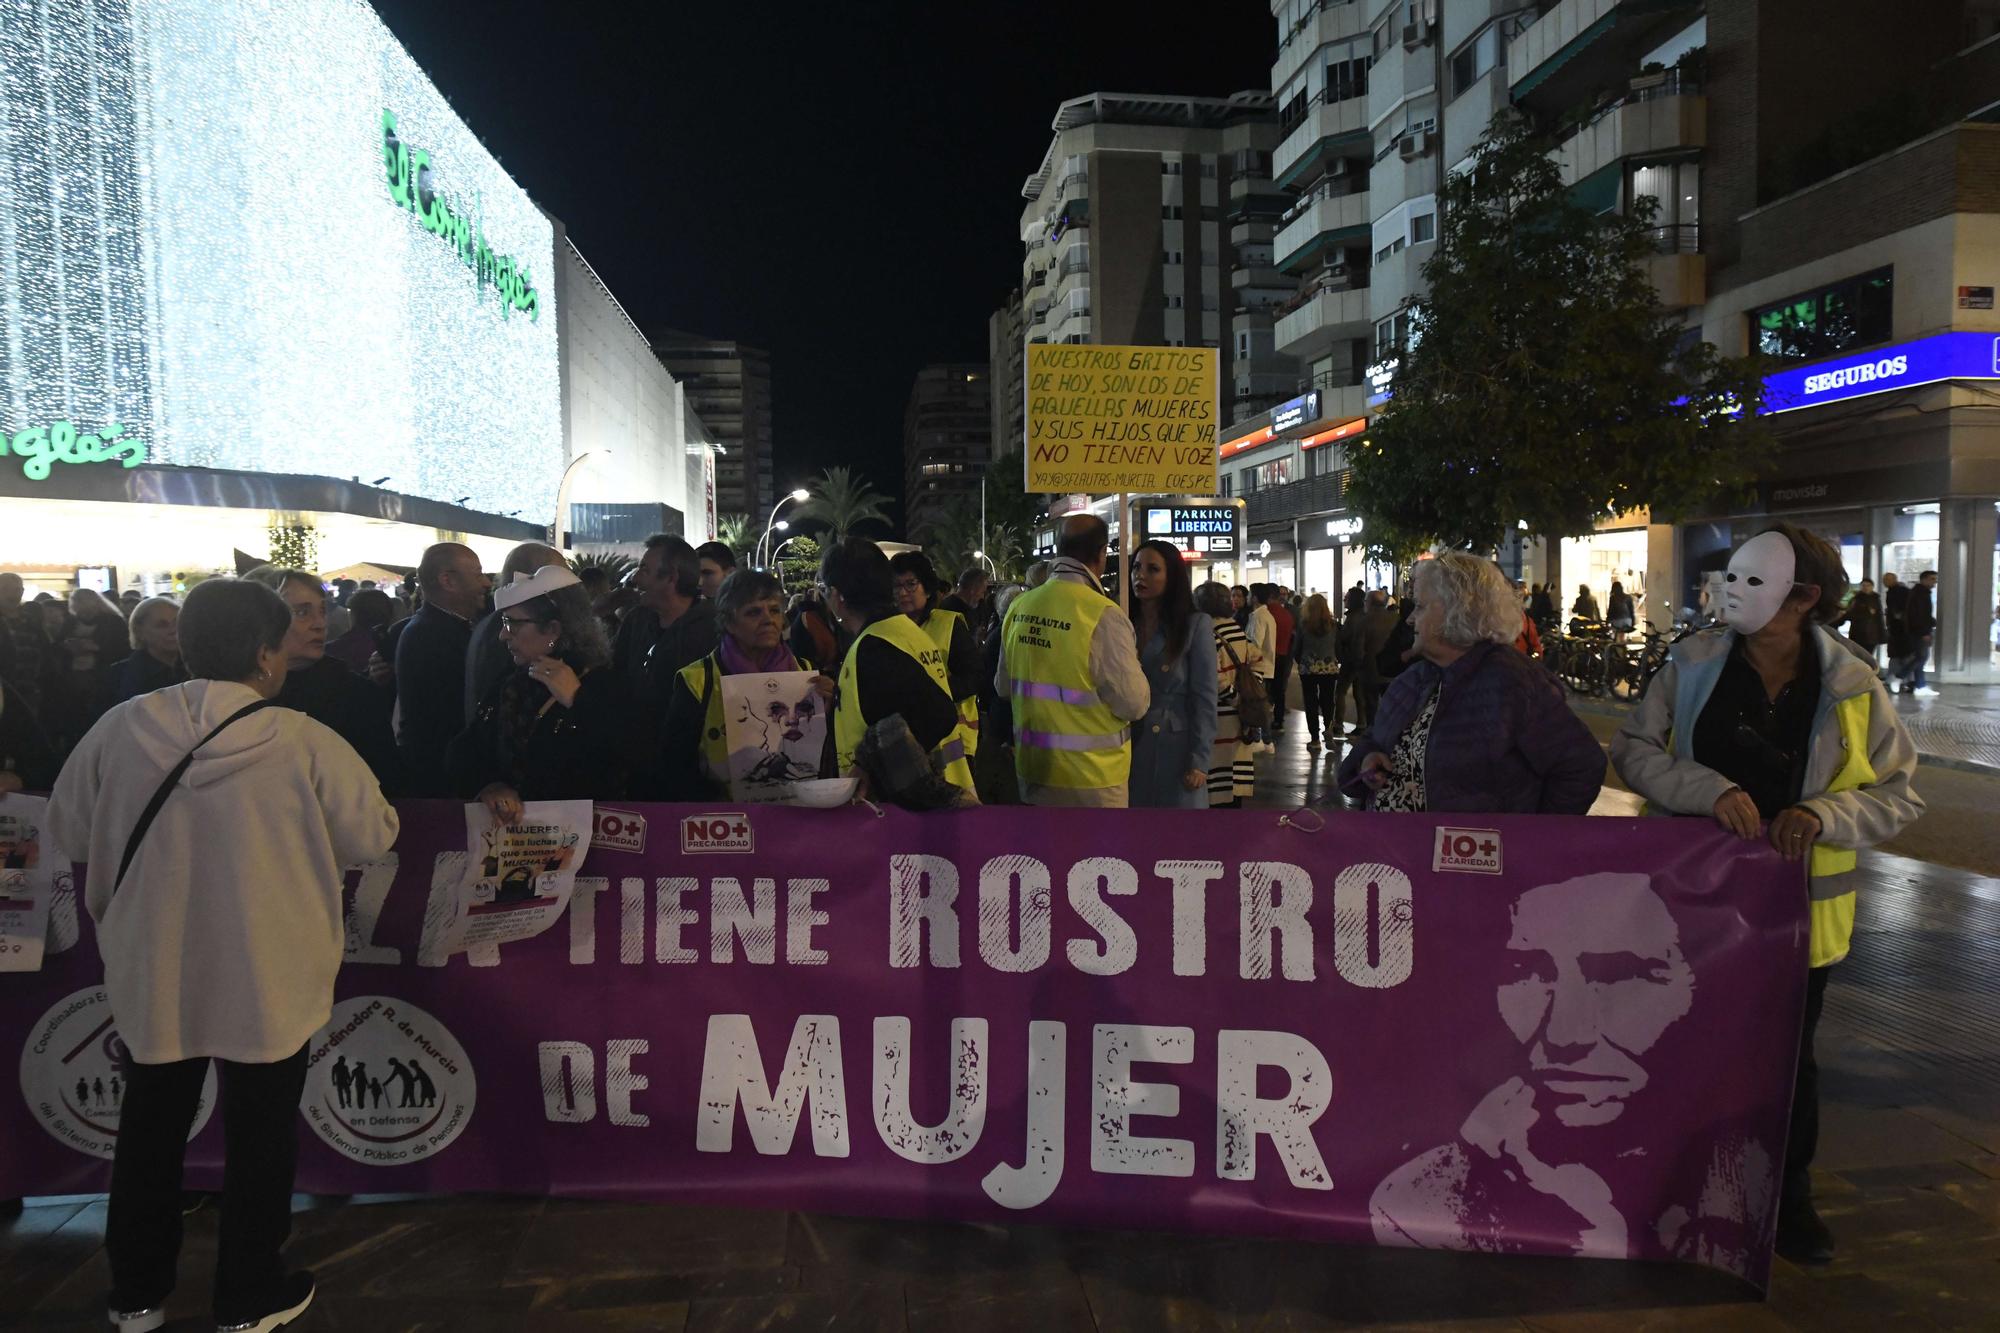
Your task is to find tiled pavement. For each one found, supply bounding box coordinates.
[6,723,1998,1331]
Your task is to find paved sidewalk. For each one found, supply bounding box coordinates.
[1571,683,2000,777]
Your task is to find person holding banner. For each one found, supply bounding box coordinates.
[1338,552,1603,814]
[1127,540,1216,808]
[1611,522,1923,1265]
[448,565,643,823]
[46,577,399,1333]
[661,569,830,800]
[996,514,1149,807]
[891,551,981,767]
[821,538,973,800]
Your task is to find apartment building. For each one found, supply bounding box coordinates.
[651,329,777,521]
[988,291,1027,460]
[1018,92,1298,430]
[1229,0,2000,677]
[904,363,993,540]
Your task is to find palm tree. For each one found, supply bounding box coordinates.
[713,513,755,561]
[798,466,893,542]
[917,497,982,578]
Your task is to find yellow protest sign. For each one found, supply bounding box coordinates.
[1024,344,1218,493]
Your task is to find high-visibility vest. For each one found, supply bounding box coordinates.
[1001,578,1130,790]
[917,607,979,758]
[834,615,974,794]
[675,650,817,799]
[1805,692,1873,968]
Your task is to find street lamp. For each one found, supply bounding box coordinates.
[551,449,611,550]
[756,488,812,568]
[768,534,805,589]
[973,548,997,575]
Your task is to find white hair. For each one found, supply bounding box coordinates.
[1414,552,1521,648]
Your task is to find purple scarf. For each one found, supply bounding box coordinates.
[717,635,798,677]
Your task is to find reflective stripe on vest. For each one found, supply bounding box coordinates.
[1001,578,1130,789]
[678,650,815,800]
[834,616,975,794]
[1805,692,1875,966]
[919,607,980,758]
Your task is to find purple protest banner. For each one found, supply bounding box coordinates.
[1,802,1807,1286]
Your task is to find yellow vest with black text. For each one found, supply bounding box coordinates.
[675,651,816,799]
[918,607,979,758]
[1001,578,1130,789]
[834,615,974,793]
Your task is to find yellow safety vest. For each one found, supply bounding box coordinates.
[1805,692,1873,968]
[675,650,817,799]
[834,615,974,794]
[918,607,979,758]
[1000,577,1130,790]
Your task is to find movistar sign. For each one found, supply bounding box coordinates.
[1765,332,1999,414]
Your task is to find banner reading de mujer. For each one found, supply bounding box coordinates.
[0,802,1808,1286]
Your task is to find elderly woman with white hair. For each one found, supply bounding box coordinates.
[1337,552,1605,813]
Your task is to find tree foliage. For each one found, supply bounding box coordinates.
[712,513,755,560]
[774,534,822,593]
[1347,111,1771,554]
[797,466,894,542]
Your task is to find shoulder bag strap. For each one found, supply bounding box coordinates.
[114,698,276,894]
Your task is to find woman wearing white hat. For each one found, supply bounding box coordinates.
[446,564,644,822]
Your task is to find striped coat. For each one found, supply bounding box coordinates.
[1208,618,1260,806]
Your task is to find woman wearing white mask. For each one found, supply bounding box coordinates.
[1611,521,1922,1268]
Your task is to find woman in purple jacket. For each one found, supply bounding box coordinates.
[1337,552,1605,813]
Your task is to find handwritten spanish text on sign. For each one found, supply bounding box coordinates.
[1025,344,1218,493]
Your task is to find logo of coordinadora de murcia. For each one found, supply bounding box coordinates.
[303,996,475,1165]
[20,988,215,1159]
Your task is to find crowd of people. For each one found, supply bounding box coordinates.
[0,516,1933,1325]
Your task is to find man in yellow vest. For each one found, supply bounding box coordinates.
[1612,523,1922,1266]
[820,538,975,799]
[996,513,1150,806]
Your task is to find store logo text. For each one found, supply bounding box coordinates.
[382,110,539,321]
[2,421,143,480]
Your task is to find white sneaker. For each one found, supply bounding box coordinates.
[217,1273,314,1332]
[1914,686,1940,698]
[107,1307,166,1333]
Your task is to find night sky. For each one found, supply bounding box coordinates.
[367,0,1274,514]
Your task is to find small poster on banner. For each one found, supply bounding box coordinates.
[0,793,55,971]
[442,800,592,956]
[720,671,826,803]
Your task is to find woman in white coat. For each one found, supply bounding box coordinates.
[49,578,399,1333]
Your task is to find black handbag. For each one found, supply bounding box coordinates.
[113,699,276,894]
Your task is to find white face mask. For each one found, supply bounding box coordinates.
[1721,532,1797,634]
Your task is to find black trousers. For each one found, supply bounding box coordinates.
[109,1044,309,1320]
[1271,654,1293,727]
[1354,679,1383,730]
[1299,674,1339,740]
[1783,966,1831,1210]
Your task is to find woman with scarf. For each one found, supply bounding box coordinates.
[660,569,831,800]
[448,565,644,821]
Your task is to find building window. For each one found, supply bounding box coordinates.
[1750,267,1894,361]
[1327,56,1370,104]
[1374,309,1413,359]
[1410,212,1435,244]
[1219,473,1233,498]
[1163,205,1184,220]
[1629,159,1700,251]
[1246,458,1293,490]
[1166,294,1183,309]
[1162,160,1183,175]
[1163,250,1183,265]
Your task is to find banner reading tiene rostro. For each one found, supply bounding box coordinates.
[1025,344,1218,493]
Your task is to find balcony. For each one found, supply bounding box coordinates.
[1274,186,1370,272]
[1509,0,1704,114]
[1245,471,1346,527]
[1272,0,1371,91]
[1557,76,1706,187]
[1025,267,1047,292]
[1276,285,1370,360]
[1275,94,1371,191]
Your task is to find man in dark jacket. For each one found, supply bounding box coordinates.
[394,543,487,795]
[1900,570,1938,695]
[1355,590,1402,728]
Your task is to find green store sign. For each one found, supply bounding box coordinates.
[2,420,144,480]
[381,109,540,321]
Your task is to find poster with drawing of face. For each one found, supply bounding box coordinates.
[0,794,55,972]
[721,671,826,803]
